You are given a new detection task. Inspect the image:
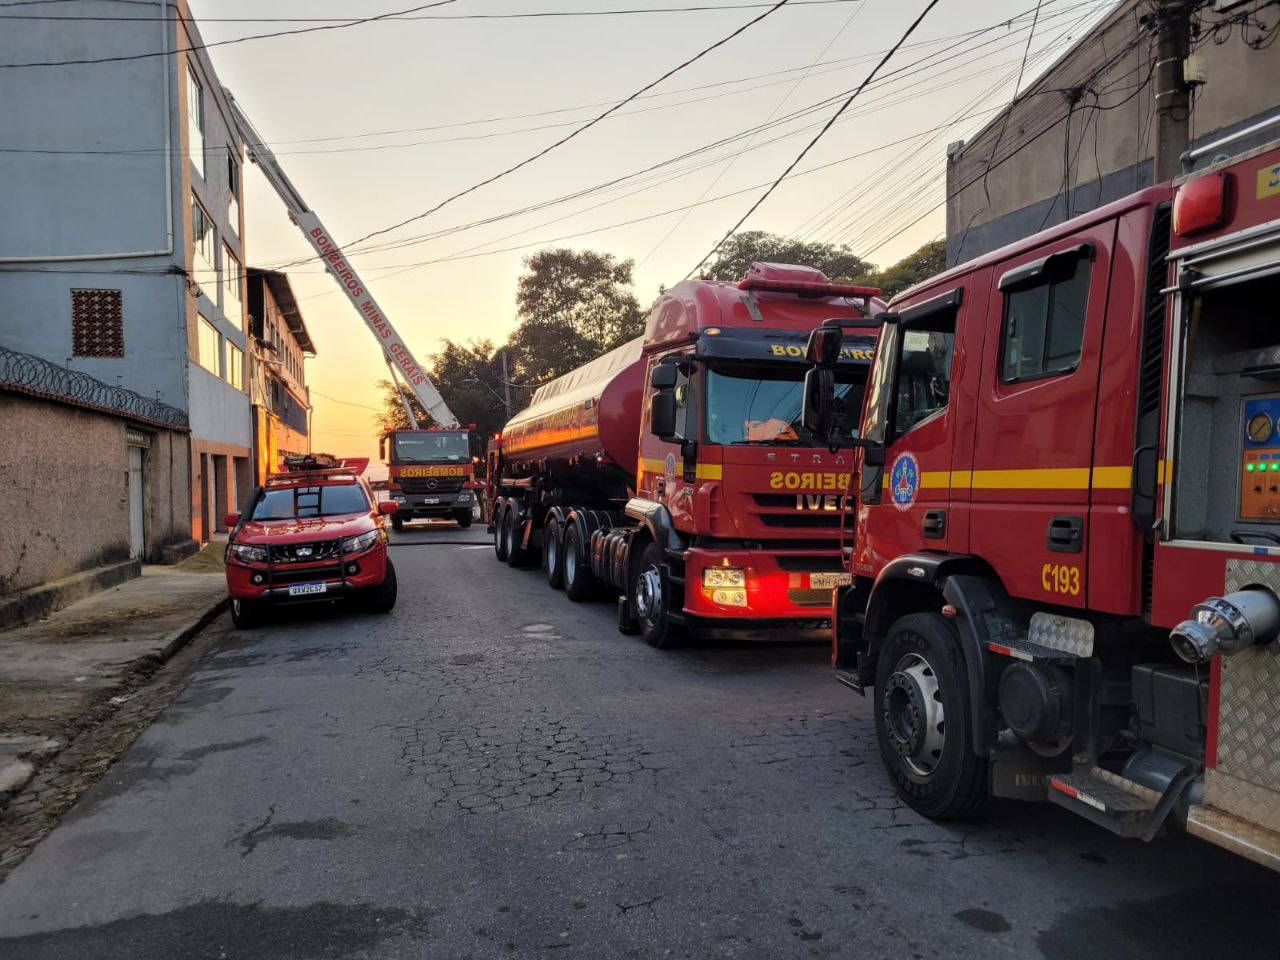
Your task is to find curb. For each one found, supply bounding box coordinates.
[148,595,230,663]
[0,559,141,631]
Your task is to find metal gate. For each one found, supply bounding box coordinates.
[126,430,149,560]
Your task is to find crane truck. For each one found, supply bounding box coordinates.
[802,119,1280,871]
[486,262,884,646]
[226,91,476,526]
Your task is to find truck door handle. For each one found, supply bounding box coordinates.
[1046,515,1083,553]
[923,509,946,540]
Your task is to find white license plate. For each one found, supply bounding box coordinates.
[288,582,327,597]
[809,572,852,589]
[420,498,440,505]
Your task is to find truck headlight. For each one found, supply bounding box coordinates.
[341,529,383,554]
[227,542,267,564]
[710,588,747,607]
[703,567,745,588]
[457,491,473,502]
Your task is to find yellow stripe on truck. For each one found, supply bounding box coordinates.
[880,464,1171,491]
[637,457,722,481]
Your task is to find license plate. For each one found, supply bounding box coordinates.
[809,572,852,589]
[288,582,327,597]
[419,498,440,505]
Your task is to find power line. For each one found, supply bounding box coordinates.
[310,390,384,412]
[686,0,942,279]
[331,0,799,255]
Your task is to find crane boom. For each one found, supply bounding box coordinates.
[225,90,458,428]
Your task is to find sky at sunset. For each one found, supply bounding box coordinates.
[195,0,1116,465]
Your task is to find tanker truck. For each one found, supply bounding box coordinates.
[487,262,884,646]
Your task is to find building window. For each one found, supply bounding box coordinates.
[70,289,124,357]
[227,149,240,230]
[197,315,221,376]
[187,66,204,178]
[226,341,244,389]
[191,195,218,297]
[223,244,242,327]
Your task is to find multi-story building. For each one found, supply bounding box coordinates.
[247,269,315,483]
[0,0,250,561]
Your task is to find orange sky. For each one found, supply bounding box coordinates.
[197,0,1117,466]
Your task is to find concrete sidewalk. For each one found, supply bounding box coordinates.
[0,566,227,796]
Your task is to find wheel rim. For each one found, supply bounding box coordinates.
[494,513,505,553]
[634,564,662,627]
[882,651,945,777]
[504,512,516,555]
[565,532,577,582]
[547,526,559,571]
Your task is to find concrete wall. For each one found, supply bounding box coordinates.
[945,1,1280,265]
[0,392,191,596]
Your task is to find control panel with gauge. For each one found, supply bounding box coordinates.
[1240,393,1280,520]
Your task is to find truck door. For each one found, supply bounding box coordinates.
[968,222,1117,609]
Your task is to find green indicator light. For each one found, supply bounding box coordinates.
[1248,463,1256,472]
[1271,463,1278,472]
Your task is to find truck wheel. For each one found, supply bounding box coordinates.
[231,598,264,630]
[543,516,565,589]
[562,522,595,601]
[363,558,398,614]
[505,508,532,568]
[391,515,405,532]
[874,612,989,820]
[493,504,509,562]
[634,542,682,649]
[455,511,473,529]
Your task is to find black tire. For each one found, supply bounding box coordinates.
[562,521,595,601]
[364,558,398,614]
[542,516,565,589]
[391,515,405,532]
[455,511,473,529]
[633,542,682,649]
[230,597,265,630]
[493,503,509,562]
[505,506,532,568]
[874,612,989,820]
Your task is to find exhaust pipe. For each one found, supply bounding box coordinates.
[1170,589,1280,663]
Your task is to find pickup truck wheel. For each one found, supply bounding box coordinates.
[874,612,988,820]
[562,522,595,601]
[391,515,405,532]
[363,558,398,614]
[542,516,565,589]
[231,598,264,630]
[634,542,682,649]
[493,504,509,562]
[455,511,473,528]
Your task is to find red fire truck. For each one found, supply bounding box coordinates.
[802,122,1280,869]
[380,427,476,529]
[486,263,883,645]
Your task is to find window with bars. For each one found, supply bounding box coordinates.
[71,289,125,357]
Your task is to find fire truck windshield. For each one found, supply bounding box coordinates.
[705,363,864,446]
[393,432,469,463]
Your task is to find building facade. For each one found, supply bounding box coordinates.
[247,269,315,484]
[945,1,1280,265]
[0,0,250,548]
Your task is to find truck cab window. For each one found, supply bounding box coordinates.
[706,362,866,446]
[893,323,955,436]
[1000,254,1090,382]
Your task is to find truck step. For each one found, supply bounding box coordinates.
[1046,767,1163,838]
[835,669,862,693]
[986,635,1073,662]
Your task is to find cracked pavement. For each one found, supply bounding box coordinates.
[0,527,1278,958]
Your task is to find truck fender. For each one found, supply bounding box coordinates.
[863,555,1010,756]
[622,497,686,558]
[543,505,568,542]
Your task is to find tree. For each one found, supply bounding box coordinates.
[856,239,946,298]
[428,339,509,440]
[506,248,645,385]
[702,231,870,283]
[374,378,432,433]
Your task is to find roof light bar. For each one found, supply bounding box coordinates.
[738,277,882,298]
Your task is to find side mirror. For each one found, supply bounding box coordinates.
[802,367,835,438]
[378,500,399,515]
[224,512,241,528]
[378,436,387,461]
[651,390,678,441]
[806,326,844,368]
[650,363,678,389]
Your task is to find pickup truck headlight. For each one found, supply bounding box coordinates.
[703,567,745,588]
[227,542,267,564]
[341,529,383,554]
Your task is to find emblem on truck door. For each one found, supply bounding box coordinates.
[890,452,920,511]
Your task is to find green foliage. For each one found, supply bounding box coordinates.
[374,378,432,433]
[856,239,946,299]
[702,231,870,283]
[428,339,509,441]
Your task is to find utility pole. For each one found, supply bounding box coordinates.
[500,349,512,421]
[1151,0,1194,182]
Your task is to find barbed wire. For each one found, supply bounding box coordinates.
[0,345,189,429]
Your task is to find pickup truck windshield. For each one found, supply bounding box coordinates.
[251,483,369,519]
[705,363,865,446]
[393,432,469,462]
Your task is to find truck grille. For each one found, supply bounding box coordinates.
[787,587,835,607]
[758,513,843,529]
[776,555,845,572]
[270,540,341,563]
[398,476,464,495]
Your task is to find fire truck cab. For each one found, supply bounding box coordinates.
[805,131,1280,869]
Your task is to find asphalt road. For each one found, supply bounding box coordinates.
[1,523,1278,959]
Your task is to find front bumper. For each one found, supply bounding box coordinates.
[680,546,846,630]
[226,546,388,602]
[392,490,473,518]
